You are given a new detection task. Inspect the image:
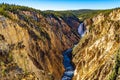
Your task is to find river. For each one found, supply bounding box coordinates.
[61,48,74,80]
[61,23,85,80]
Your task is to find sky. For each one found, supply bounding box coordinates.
[0,0,120,11]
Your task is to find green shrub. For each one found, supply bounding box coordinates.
[109,48,120,80]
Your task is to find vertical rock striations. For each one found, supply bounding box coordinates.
[72,9,120,80]
[0,4,80,80]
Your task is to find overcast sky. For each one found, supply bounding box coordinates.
[0,0,120,10]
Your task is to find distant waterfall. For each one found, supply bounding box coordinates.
[62,23,86,80]
[78,23,86,37]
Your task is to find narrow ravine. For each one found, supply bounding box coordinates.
[62,23,85,80]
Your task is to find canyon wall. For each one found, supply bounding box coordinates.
[72,9,120,80]
[0,5,80,80]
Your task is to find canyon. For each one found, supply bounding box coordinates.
[0,4,120,80]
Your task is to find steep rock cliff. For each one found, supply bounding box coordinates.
[0,4,80,80]
[72,9,120,80]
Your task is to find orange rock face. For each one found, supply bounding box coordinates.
[0,9,80,80]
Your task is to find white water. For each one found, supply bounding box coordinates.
[62,23,85,80]
[62,49,74,80]
[78,23,86,37]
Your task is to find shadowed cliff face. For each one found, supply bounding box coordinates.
[72,9,120,80]
[0,8,80,80]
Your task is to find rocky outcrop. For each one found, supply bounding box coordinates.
[72,9,120,80]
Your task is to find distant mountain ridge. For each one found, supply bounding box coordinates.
[0,3,116,21]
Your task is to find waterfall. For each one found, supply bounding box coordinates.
[62,23,86,80]
[78,23,86,37]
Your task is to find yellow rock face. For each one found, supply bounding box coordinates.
[72,9,120,80]
[0,7,80,79]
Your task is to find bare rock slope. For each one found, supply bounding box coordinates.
[0,4,80,80]
[72,9,120,80]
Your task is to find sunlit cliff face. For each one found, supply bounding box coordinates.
[72,9,120,80]
[0,8,80,80]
